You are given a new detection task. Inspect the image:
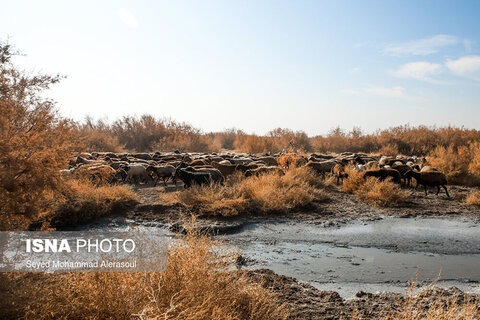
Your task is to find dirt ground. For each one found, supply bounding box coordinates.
[243,269,480,319]
[125,182,480,232]
[2,269,478,320]
[118,182,480,319]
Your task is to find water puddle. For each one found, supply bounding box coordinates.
[77,216,480,299]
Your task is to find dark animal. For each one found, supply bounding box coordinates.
[333,163,349,184]
[235,163,260,172]
[146,165,176,186]
[404,171,450,197]
[363,168,402,184]
[184,166,224,184]
[244,166,283,177]
[175,168,211,188]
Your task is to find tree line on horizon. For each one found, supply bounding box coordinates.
[76,114,480,156]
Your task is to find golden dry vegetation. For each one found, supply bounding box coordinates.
[385,282,479,320]
[0,43,138,230]
[48,179,138,228]
[342,168,409,207]
[1,227,288,320]
[465,191,480,206]
[162,167,328,217]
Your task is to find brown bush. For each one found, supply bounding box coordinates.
[47,180,138,228]
[234,134,273,154]
[356,177,409,207]
[75,116,124,152]
[342,168,408,207]
[385,281,479,320]
[0,42,74,228]
[469,142,480,176]
[2,227,287,320]
[162,167,328,217]
[277,151,306,168]
[342,167,365,194]
[112,115,213,152]
[465,191,480,206]
[427,143,480,186]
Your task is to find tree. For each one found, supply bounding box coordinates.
[0,42,73,228]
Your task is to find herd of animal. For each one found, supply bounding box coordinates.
[61,151,450,197]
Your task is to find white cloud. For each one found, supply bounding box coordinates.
[384,34,459,56]
[365,86,405,98]
[118,8,138,29]
[394,62,443,82]
[446,55,480,78]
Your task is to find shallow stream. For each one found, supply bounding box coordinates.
[79,216,480,299]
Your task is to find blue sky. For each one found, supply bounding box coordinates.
[1,0,480,135]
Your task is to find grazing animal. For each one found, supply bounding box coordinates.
[404,170,450,197]
[333,163,348,184]
[125,164,148,184]
[391,163,416,186]
[255,156,277,166]
[175,168,211,188]
[244,166,283,177]
[212,162,237,177]
[353,155,365,165]
[146,165,176,186]
[132,153,153,160]
[228,158,253,165]
[363,168,402,184]
[235,163,260,172]
[354,164,366,172]
[420,166,439,172]
[305,160,337,176]
[189,159,208,167]
[185,166,224,184]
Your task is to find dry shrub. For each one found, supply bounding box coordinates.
[48,180,138,228]
[267,128,312,152]
[427,145,471,182]
[140,227,288,320]
[469,142,480,176]
[163,167,328,217]
[76,116,124,152]
[427,144,480,186]
[342,167,365,194]
[356,177,409,207]
[234,134,273,154]
[385,282,479,320]
[277,151,306,168]
[378,144,400,156]
[0,42,73,224]
[4,227,287,320]
[342,168,408,207]
[465,191,480,206]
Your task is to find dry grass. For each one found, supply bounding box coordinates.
[1,226,288,320]
[465,191,480,206]
[162,167,328,217]
[47,180,138,228]
[277,151,306,168]
[347,280,480,320]
[386,281,480,320]
[427,143,480,186]
[356,178,409,207]
[342,168,408,207]
[342,167,365,194]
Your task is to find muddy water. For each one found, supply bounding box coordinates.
[78,216,480,299]
[224,217,480,298]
